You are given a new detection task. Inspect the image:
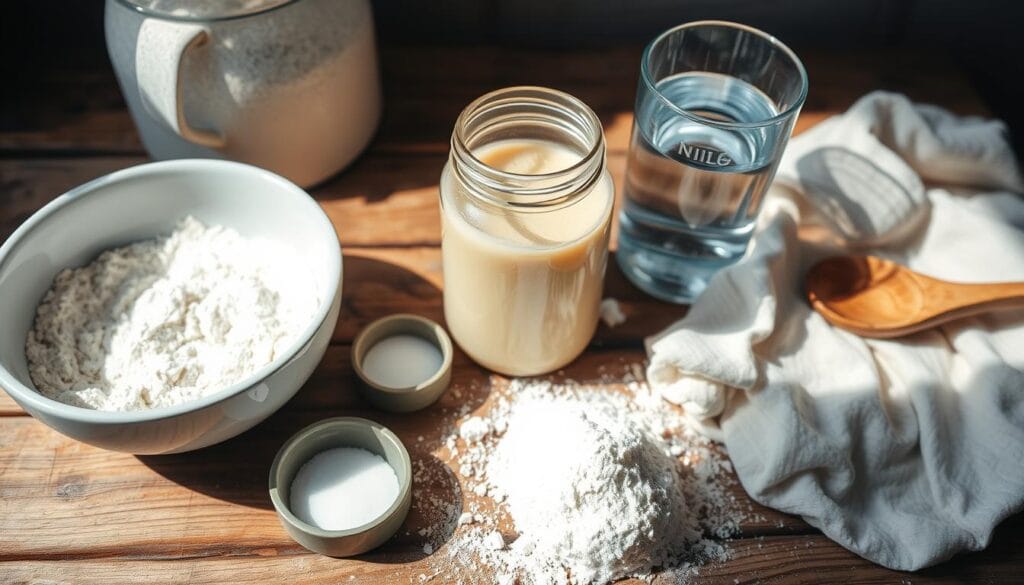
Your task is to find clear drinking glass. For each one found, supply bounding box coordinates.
[617,21,808,303]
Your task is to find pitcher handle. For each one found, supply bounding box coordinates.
[135,19,225,149]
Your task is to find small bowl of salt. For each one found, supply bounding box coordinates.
[268,417,412,557]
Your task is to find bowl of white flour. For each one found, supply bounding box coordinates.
[0,159,342,454]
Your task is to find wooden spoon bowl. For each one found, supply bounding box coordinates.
[805,255,1024,338]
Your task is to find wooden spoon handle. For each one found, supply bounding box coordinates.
[928,280,1024,316]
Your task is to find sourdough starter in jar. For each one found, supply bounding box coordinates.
[440,88,614,376]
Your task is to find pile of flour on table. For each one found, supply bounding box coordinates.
[25,216,318,411]
[414,367,751,585]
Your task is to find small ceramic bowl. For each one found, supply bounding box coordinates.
[0,159,342,454]
[351,314,453,413]
[268,417,413,557]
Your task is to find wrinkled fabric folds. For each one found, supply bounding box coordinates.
[647,92,1024,570]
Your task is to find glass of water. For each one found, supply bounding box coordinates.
[617,21,808,303]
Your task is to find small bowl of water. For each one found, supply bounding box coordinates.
[351,314,453,413]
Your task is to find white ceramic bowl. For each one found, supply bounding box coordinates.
[0,160,342,454]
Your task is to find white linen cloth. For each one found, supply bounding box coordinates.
[647,91,1024,570]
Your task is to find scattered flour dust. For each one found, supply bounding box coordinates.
[25,216,319,411]
[599,297,627,328]
[414,365,750,585]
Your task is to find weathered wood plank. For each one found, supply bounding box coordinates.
[0,48,988,156]
[0,153,631,247]
[0,154,450,247]
[1,518,1021,585]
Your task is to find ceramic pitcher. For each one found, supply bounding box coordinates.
[105,0,381,187]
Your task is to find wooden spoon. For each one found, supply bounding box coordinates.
[805,255,1024,338]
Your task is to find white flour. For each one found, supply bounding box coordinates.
[415,366,750,585]
[488,399,696,584]
[25,216,318,411]
[599,297,627,328]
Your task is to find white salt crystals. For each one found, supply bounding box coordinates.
[361,335,443,389]
[289,447,399,531]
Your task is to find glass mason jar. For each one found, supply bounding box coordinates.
[439,87,614,376]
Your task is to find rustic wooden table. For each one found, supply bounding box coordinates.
[1,46,1021,584]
